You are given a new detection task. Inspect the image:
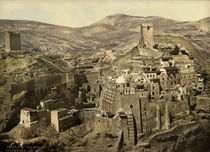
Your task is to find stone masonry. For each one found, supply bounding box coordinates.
[5,31,21,53]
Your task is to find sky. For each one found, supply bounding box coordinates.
[0,0,209,27]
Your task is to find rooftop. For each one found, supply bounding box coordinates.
[116,75,128,84]
[119,112,127,119]
[22,107,36,112]
[134,84,145,89]
[144,70,160,74]
[52,108,67,112]
[150,78,160,83]
[6,31,20,34]
[162,56,173,61]
[163,66,179,71]
[141,23,153,27]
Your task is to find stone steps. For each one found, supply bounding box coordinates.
[127,114,135,145]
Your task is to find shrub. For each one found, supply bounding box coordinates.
[41,125,58,139]
[0,76,7,86]
[20,126,38,139]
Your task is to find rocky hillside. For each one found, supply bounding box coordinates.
[0,14,209,61]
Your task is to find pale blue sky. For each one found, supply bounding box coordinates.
[0,0,209,27]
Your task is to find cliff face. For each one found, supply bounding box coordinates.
[0,81,81,132]
[133,118,210,152]
[0,90,46,132]
[0,68,85,132]
[1,115,209,152]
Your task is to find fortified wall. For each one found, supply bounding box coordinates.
[10,73,75,97]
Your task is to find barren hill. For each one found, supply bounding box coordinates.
[0,14,209,61]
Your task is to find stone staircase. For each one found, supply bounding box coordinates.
[127,114,135,145]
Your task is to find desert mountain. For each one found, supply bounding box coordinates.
[0,14,209,61]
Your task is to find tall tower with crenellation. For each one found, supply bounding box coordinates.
[139,23,154,48]
[5,31,21,53]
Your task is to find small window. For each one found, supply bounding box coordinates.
[147,26,150,30]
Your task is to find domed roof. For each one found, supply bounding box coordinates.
[116,76,128,84]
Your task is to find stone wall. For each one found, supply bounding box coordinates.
[78,108,96,124]
[94,115,114,134]
[10,73,75,97]
[140,24,154,48]
[51,109,77,132]
[195,96,210,111]
[180,72,198,86]
[20,109,50,128]
[94,114,124,138]
[5,31,21,52]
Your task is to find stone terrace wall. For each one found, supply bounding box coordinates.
[11,73,75,96]
[195,96,210,111]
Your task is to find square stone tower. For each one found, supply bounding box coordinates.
[139,24,154,48]
[5,31,21,53]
